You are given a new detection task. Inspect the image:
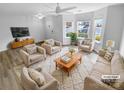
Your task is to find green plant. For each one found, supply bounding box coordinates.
[69,32,77,44]
[95,35,102,41]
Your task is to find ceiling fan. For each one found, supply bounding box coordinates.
[50,3,77,14]
[35,3,77,19]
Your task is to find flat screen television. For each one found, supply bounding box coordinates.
[10,27,30,38]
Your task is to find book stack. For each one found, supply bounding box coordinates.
[61,55,71,63]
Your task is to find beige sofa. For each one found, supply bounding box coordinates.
[21,67,59,90]
[84,50,124,90]
[41,39,62,55]
[78,38,93,52]
[20,44,46,67]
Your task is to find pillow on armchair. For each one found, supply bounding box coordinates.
[26,46,37,55]
[45,39,55,46]
[28,68,46,87]
[83,39,91,45]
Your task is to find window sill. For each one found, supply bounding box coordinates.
[77,37,85,40]
[65,37,70,39]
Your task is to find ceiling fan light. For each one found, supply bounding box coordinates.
[35,13,44,19]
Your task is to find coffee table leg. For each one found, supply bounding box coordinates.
[67,69,69,76]
[79,57,81,64]
[56,62,57,70]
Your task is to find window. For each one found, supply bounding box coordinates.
[64,22,73,37]
[94,19,103,42]
[77,21,90,38]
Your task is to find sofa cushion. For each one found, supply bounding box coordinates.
[110,51,124,89]
[81,45,90,49]
[28,68,46,87]
[93,62,111,75]
[90,70,103,80]
[24,44,36,50]
[97,56,110,65]
[52,46,60,52]
[29,53,43,62]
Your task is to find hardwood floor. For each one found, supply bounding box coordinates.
[0,50,22,89]
[0,46,98,90]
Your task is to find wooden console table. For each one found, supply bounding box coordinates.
[11,38,34,49]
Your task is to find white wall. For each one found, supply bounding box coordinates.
[0,15,45,52]
[62,14,75,45]
[104,4,124,50]
[120,27,124,57]
[44,15,63,42]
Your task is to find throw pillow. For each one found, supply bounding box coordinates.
[104,51,113,61]
[27,46,37,55]
[28,68,46,87]
[45,39,54,46]
[99,49,106,57]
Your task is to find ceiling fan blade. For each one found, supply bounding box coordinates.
[59,6,77,12]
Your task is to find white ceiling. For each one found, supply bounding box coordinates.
[0,3,116,16]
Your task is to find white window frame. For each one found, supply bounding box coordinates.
[64,21,74,38]
[77,20,90,39]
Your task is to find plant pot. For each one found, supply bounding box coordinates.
[71,41,77,45]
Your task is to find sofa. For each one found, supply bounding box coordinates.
[21,67,59,90]
[41,39,62,55]
[84,50,124,90]
[78,38,94,52]
[20,44,46,67]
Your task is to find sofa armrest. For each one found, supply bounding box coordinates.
[39,71,59,90]
[77,39,82,46]
[39,80,58,90]
[37,46,46,58]
[84,77,115,90]
[41,43,52,54]
[55,40,62,46]
[20,49,30,66]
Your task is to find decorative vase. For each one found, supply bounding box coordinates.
[69,48,75,57]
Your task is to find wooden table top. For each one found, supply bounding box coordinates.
[55,52,82,68]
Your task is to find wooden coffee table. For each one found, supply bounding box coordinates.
[55,52,82,76]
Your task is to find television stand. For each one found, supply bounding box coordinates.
[11,38,34,49]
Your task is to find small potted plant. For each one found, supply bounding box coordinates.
[69,32,78,45]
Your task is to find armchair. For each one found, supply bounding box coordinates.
[78,38,93,52]
[20,44,46,67]
[41,39,62,55]
[21,67,59,90]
